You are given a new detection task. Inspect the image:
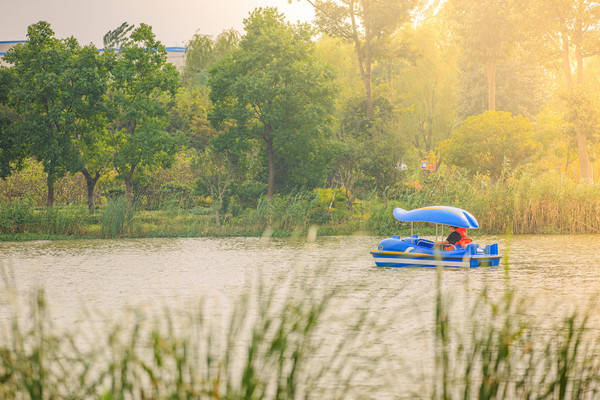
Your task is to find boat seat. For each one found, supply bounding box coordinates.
[415,239,434,248]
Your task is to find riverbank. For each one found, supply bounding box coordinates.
[0,199,599,242]
[2,170,600,240]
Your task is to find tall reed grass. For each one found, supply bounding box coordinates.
[0,202,88,236]
[3,257,600,398]
[378,170,600,235]
[101,198,136,238]
[431,259,600,399]
[0,267,380,399]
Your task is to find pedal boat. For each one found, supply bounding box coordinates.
[371,206,501,268]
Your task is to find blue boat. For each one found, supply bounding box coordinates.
[371,206,501,268]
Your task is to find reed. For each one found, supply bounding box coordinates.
[101,198,136,238]
[0,267,380,399]
[431,258,600,399]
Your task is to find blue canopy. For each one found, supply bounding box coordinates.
[393,206,479,229]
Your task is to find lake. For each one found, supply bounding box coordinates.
[1,234,600,396]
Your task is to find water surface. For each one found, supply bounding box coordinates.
[1,234,599,395]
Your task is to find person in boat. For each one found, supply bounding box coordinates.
[435,226,472,250]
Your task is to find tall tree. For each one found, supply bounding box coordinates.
[71,47,110,213]
[0,67,26,178]
[389,21,458,155]
[209,8,336,198]
[3,22,106,207]
[106,24,179,201]
[445,0,524,111]
[183,29,240,88]
[530,0,600,182]
[299,0,418,116]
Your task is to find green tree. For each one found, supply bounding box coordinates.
[389,21,458,155]
[3,22,106,207]
[106,23,180,201]
[444,111,538,180]
[103,22,135,50]
[445,0,525,111]
[183,29,239,88]
[527,0,600,182]
[209,8,336,198]
[300,0,419,116]
[168,87,217,151]
[194,147,233,224]
[0,67,26,178]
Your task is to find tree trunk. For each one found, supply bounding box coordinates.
[486,59,496,111]
[124,165,136,203]
[561,32,573,89]
[46,175,55,208]
[81,168,100,214]
[349,0,372,117]
[265,127,275,199]
[566,30,593,183]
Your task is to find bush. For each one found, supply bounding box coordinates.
[0,201,35,233]
[101,198,136,238]
[158,182,194,209]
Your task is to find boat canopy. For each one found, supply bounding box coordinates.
[393,206,479,229]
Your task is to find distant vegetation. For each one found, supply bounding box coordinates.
[2,2,600,237]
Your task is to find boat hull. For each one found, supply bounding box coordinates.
[371,236,501,268]
[371,250,500,268]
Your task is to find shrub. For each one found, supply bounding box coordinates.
[101,198,136,238]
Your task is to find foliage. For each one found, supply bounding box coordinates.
[158,181,194,209]
[106,23,180,200]
[168,87,217,151]
[182,29,240,88]
[209,8,337,197]
[0,67,26,178]
[0,270,377,399]
[444,111,538,180]
[103,21,134,49]
[390,21,458,154]
[101,197,136,238]
[3,22,107,206]
[304,0,419,115]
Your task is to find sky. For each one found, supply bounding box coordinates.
[1,0,315,47]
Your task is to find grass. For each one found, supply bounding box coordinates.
[0,265,383,399]
[3,169,600,240]
[430,255,600,399]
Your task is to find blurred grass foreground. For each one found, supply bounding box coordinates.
[2,262,600,399]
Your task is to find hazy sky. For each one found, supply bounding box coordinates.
[2,0,315,47]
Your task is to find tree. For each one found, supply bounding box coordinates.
[183,29,240,88]
[445,0,525,111]
[168,87,217,151]
[103,22,135,50]
[71,48,111,213]
[527,0,600,182]
[444,111,538,180]
[3,22,106,207]
[194,147,233,224]
[106,23,180,201]
[299,0,418,116]
[457,59,548,120]
[0,67,26,178]
[209,8,336,198]
[389,21,458,155]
